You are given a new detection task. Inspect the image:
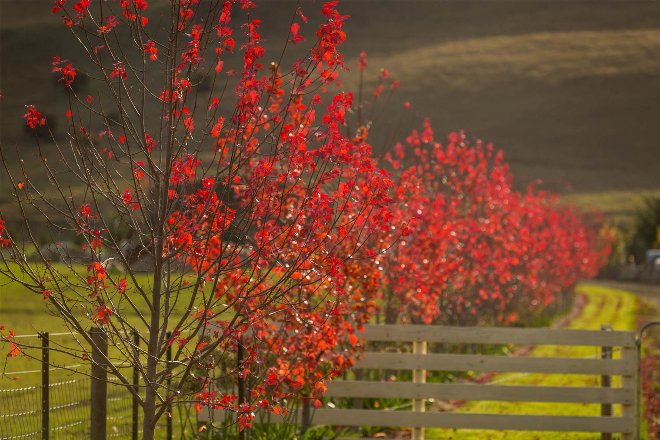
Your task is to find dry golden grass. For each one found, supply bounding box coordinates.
[361,29,660,90]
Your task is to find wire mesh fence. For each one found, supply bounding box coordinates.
[0,331,186,440]
[1,374,87,438]
[0,376,149,439]
[0,383,42,439]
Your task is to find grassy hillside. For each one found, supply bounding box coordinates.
[1,1,659,216]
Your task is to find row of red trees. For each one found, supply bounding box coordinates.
[379,120,610,326]
[0,0,610,437]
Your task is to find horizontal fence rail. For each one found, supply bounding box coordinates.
[310,409,633,433]
[354,352,634,375]
[360,324,637,347]
[324,381,634,404]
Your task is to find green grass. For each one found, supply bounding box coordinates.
[1,262,149,333]
[427,283,638,440]
[0,263,198,439]
[562,189,660,224]
[0,260,205,402]
[0,261,208,382]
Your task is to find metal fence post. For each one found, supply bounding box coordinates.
[39,332,49,440]
[90,327,108,440]
[412,339,427,440]
[600,324,612,440]
[166,331,172,440]
[132,330,139,440]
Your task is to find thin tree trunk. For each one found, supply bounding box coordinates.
[143,234,164,440]
[142,387,157,440]
[142,310,160,440]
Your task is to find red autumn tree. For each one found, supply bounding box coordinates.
[379,123,610,325]
[0,1,397,438]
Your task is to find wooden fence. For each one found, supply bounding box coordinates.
[200,324,638,439]
[314,324,638,439]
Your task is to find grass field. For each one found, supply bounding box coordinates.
[0,262,204,384]
[0,264,197,439]
[427,283,640,440]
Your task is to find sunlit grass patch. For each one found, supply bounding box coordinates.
[427,283,638,440]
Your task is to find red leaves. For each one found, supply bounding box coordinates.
[170,155,200,185]
[8,342,21,358]
[201,177,215,189]
[290,22,304,44]
[133,161,146,180]
[143,40,158,61]
[641,352,660,437]
[183,116,194,133]
[237,409,254,431]
[116,278,127,294]
[179,25,204,69]
[52,0,66,14]
[209,97,220,112]
[135,0,147,11]
[0,219,10,247]
[86,261,108,296]
[358,51,367,72]
[98,15,119,34]
[80,203,92,219]
[73,0,90,13]
[52,56,76,87]
[313,1,347,69]
[94,305,112,325]
[23,105,46,129]
[109,62,127,80]
[122,189,139,211]
[119,0,149,24]
[1,328,21,358]
[144,132,156,152]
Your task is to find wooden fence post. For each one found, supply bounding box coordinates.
[300,398,311,435]
[636,321,660,440]
[40,332,49,440]
[412,339,427,440]
[90,327,108,440]
[620,345,636,440]
[600,324,612,440]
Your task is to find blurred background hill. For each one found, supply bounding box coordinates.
[1,0,659,222]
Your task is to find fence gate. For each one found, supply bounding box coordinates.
[313,324,637,440]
